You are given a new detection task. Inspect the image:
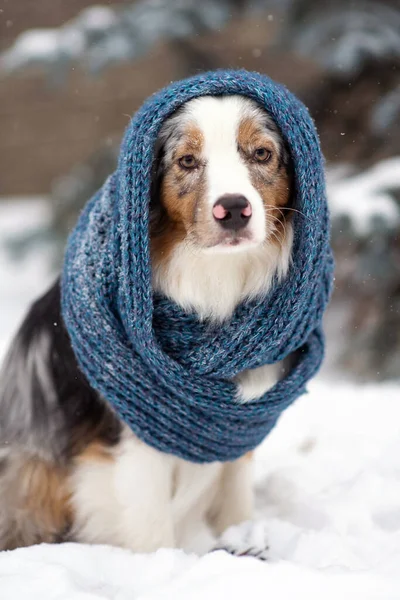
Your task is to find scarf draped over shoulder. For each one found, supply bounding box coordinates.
[61,70,334,463]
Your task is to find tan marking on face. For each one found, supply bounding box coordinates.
[151,123,206,266]
[238,117,292,245]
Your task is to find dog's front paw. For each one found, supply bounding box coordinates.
[213,520,270,561]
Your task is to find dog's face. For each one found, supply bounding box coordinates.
[151,95,292,257]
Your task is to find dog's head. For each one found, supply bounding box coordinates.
[151,95,292,257]
[149,95,294,320]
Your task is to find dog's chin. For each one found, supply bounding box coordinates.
[198,232,265,255]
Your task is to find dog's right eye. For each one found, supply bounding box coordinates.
[179,155,197,169]
[253,148,272,162]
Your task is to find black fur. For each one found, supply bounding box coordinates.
[0,280,122,464]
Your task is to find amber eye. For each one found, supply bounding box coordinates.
[254,148,272,162]
[179,154,197,169]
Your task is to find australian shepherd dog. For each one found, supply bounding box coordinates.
[0,95,293,555]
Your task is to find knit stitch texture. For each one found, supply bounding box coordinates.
[61,69,334,463]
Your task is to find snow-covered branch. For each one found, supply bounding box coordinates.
[327,157,400,236]
[291,3,400,75]
[0,1,235,76]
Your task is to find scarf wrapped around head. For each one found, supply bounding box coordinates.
[61,70,334,463]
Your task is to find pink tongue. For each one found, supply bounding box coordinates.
[242,204,252,217]
[213,204,228,219]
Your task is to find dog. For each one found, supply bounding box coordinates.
[0,95,293,554]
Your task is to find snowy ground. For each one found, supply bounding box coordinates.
[1,199,400,599]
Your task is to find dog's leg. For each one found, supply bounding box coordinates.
[210,454,254,536]
[70,430,175,552]
[209,364,277,539]
[208,364,280,560]
[210,458,269,560]
[213,520,270,561]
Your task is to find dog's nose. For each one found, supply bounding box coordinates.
[212,194,252,230]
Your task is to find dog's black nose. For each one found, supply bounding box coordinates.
[213,194,252,231]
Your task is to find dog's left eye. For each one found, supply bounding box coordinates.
[179,155,197,169]
[254,148,272,162]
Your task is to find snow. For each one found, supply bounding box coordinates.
[0,28,85,71]
[0,6,118,72]
[294,5,400,75]
[1,542,398,600]
[327,157,400,235]
[0,197,54,359]
[0,1,232,75]
[79,6,118,32]
[8,29,60,60]
[1,198,400,598]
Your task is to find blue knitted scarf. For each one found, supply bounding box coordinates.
[61,70,334,463]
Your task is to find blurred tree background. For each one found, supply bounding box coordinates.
[0,0,399,379]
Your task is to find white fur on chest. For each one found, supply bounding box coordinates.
[235,362,281,402]
[153,234,292,324]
